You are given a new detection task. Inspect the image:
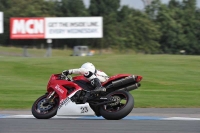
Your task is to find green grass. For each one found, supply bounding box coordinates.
[0,46,200,109]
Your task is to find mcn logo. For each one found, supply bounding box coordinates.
[10,18,45,39]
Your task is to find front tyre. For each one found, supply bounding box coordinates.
[100,91,134,120]
[31,94,59,119]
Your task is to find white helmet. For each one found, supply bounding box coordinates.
[81,62,96,73]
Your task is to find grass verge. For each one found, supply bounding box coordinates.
[0,46,200,109]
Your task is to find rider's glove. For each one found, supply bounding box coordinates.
[62,70,69,76]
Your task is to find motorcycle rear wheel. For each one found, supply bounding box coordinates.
[100,90,134,120]
[31,94,59,119]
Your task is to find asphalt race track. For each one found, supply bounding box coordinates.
[0,108,200,133]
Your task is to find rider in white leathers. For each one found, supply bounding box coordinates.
[62,62,109,92]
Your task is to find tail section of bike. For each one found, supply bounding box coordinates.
[103,74,142,93]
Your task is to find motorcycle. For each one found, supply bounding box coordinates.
[31,73,142,120]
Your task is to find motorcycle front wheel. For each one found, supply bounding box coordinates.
[31,94,59,119]
[100,90,134,120]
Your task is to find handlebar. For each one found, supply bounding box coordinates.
[60,73,73,81]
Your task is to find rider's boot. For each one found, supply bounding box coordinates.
[91,78,106,92]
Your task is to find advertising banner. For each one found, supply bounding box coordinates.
[10,17,45,39]
[10,17,103,39]
[0,12,3,34]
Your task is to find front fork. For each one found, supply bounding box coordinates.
[43,91,56,106]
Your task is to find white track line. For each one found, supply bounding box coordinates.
[163,117,200,121]
[1,115,200,120]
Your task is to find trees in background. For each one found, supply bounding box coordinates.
[0,0,55,45]
[89,0,120,51]
[146,0,200,54]
[116,6,161,53]
[0,0,199,55]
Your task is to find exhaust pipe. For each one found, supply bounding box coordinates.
[119,83,140,91]
[106,75,136,89]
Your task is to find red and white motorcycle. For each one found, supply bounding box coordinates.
[32,73,142,120]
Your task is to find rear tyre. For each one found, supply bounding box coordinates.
[100,90,134,120]
[31,94,59,119]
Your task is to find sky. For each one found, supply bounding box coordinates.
[83,0,200,9]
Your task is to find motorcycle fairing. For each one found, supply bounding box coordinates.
[47,74,95,116]
[56,90,95,116]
